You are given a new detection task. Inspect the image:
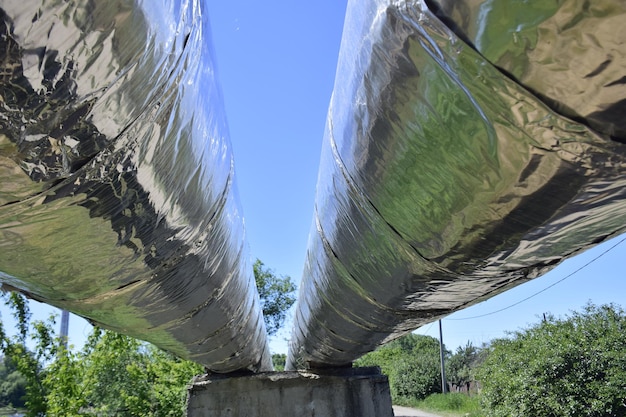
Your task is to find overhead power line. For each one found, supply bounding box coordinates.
[446,235,626,321]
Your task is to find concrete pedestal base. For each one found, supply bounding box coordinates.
[186,367,393,417]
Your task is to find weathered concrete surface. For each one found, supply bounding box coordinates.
[186,367,393,417]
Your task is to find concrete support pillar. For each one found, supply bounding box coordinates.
[186,367,393,417]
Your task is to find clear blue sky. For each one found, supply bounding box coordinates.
[208,0,347,291]
[2,0,625,356]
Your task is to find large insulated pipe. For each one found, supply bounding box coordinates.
[0,0,271,373]
[287,0,626,369]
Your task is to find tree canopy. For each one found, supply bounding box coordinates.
[0,292,204,416]
[271,353,287,371]
[0,355,27,409]
[253,259,296,336]
[355,333,447,404]
[446,341,486,390]
[478,303,626,417]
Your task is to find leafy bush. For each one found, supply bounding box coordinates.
[0,356,27,408]
[393,354,441,401]
[271,353,287,371]
[355,333,445,403]
[0,293,204,417]
[446,341,486,391]
[477,303,626,417]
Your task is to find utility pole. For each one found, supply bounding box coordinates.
[438,319,447,393]
[60,309,69,350]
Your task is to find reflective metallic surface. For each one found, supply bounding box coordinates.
[3,0,626,375]
[0,0,271,372]
[287,0,626,369]
[427,0,626,140]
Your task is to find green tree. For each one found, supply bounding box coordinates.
[80,329,152,415]
[253,259,296,335]
[393,353,442,400]
[355,333,446,403]
[43,345,84,416]
[446,341,485,391]
[0,355,27,407]
[0,259,296,415]
[477,303,626,417]
[44,328,203,417]
[271,353,287,371]
[0,293,204,417]
[144,346,204,416]
[0,292,57,416]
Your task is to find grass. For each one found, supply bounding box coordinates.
[397,393,485,417]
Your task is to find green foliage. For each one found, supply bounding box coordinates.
[446,341,486,389]
[253,259,296,336]
[0,356,27,408]
[415,393,484,417]
[477,303,626,417]
[355,333,446,403]
[0,293,203,417]
[394,354,442,401]
[0,259,296,415]
[79,330,152,415]
[144,346,204,417]
[44,330,204,417]
[271,353,286,371]
[0,292,57,416]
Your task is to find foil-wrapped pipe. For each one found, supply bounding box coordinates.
[427,0,626,140]
[287,0,626,369]
[0,0,271,372]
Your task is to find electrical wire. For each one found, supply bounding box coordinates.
[446,235,626,321]
[418,320,436,335]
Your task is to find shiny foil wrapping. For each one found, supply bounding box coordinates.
[0,0,272,372]
[287,0,626,369]
[427,0,626,140]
